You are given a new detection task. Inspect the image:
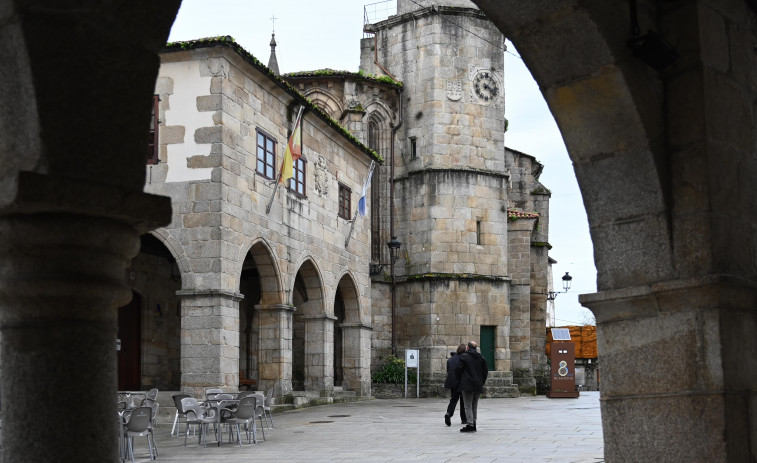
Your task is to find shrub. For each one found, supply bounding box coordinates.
[372,355,417,384]
[534,362,551,395]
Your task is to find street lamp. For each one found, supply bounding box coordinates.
[547,272,573,301]
[387,236,401,356]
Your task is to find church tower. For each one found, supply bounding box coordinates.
[362,0,516,391]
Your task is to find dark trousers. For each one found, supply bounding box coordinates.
[461,390,479,426]
[446,389,466,422]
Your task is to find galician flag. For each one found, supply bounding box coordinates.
[358,161,375,217]
[279,106,304,184]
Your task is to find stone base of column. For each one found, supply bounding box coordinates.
[581,276,757,462]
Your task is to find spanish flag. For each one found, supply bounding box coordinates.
[279,106,304,184]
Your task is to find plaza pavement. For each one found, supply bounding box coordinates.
[135,391,604,463]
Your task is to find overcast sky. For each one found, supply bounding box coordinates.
[168,0,598,326]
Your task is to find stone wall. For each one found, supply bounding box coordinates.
[142,42,376,396]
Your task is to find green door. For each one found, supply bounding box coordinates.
[479,326,495,370]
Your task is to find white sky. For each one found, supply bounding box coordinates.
[168,0,598,326]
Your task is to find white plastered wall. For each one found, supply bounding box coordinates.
[161,60,214,182]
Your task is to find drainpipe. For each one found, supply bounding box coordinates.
[390,88,403,357]
[373,32,397,81]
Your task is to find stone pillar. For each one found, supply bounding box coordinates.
[508,221,536,391]
[581,277,757,462]
[178,289,242,395]
[302,314,337,393]
[257,304,295,396]
[340,323,373,397]
[0,173,170,461]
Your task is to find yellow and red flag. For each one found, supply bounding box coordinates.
[279,106,304,184]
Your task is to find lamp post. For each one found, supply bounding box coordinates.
[547,272,573,301]
[387,236,401,356]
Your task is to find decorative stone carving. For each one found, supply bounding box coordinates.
[314,155,329,196]
[446,79,462,101]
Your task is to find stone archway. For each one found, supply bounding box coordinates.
[2,1,755,461]
[122,234,183,390]
[239,239,287,394]
[474,1,757,461]
[335,272,372,396]
[291,259,329,393]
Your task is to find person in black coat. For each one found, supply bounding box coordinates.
[454,340,488,432]
[443,343,467,426]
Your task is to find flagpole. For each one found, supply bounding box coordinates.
[266,171,282,215]
[344,160,375,248]
[344,210,359,248]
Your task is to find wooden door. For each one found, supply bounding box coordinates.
[479,325,495,371]
[118,292,142,390]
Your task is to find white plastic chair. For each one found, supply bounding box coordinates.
[122,406,157,462]
[170,393,191,437]
[181,397,220,447]
[263,388,275,428]
[251,393,267,441]
[220,396,259,445]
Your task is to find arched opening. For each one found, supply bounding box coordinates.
[368,116,383,262]
[121,234,182,390]
[238,240,283,390]
[334,272,362,392]
[291,259,326,392]
[333,288,345,387]
[239,257,261,387]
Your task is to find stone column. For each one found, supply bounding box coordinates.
[178,289,242,396]
[257,304,295,395]
[508,221,536,391]
[0,173,170,461]
[302,314,337,393]
[581,277,757,462]
[340,323,373,397]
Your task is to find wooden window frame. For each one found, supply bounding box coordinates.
[288,157,307,197]
[338,183,351,220]
[256,128,277,180]
[146,95,159,165]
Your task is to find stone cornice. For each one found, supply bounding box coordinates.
[398,167,509,182]
[365,5,488,31]
[176,289,244,301]
[339,322,373,330]
[406,273,511,283]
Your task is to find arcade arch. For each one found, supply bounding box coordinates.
[120,233,182,390]
[1,1,754,461]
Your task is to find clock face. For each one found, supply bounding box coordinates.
[473,71,500,103]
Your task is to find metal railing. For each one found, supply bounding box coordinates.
[364,0,396,33]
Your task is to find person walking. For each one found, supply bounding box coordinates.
[443,343,467,426]
[455,340,488,432]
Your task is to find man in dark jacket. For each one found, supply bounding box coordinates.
[454,340,488,432]
[443,343,467,426]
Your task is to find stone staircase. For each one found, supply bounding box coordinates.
[482,371,520,398]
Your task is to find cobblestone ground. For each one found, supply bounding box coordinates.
[130,392,604,463]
